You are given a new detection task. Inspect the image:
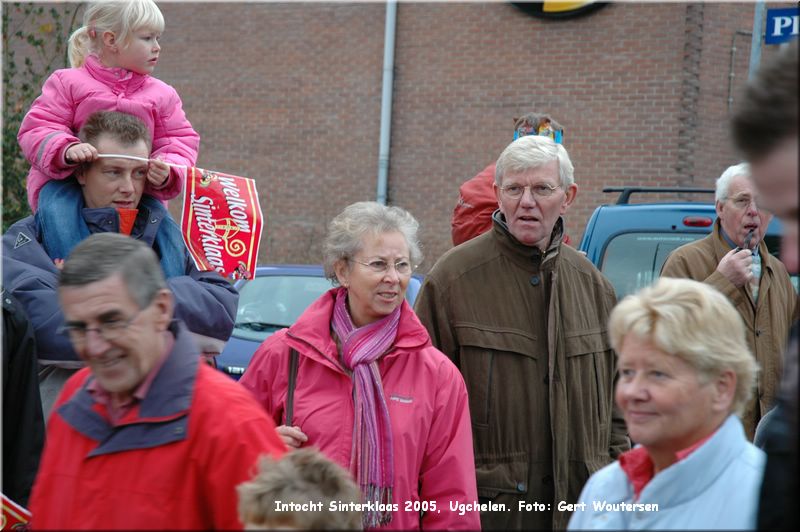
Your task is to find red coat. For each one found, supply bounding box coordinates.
[240,290,480,530]
[29,322,286,530]
[452,163,497,246]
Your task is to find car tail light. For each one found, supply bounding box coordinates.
[683,216,713,227]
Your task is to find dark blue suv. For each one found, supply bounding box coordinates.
[578,187,794,299]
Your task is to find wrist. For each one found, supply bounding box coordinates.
[152,174,169,189]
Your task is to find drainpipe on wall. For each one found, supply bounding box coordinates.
[748,0,766,81]
[376,0,397,205]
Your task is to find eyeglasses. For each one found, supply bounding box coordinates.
[727,195,759,210]
[500,183,561,200]
[349,258,413,275]
[57,307,146,345]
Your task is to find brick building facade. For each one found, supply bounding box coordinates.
[6,2,789,271]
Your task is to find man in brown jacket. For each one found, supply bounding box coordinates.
[415,135,629,530]
[661,163,796,440]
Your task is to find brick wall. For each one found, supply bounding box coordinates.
[9,1,791,272]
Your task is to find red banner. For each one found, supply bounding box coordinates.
[181,167,263,280]
[1,492,31,530]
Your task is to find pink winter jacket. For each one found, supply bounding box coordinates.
[240,290,481,530]
[18,54,199,211]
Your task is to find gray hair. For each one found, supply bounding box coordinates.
[68,0,165,68]
[609,277,758,416]
[322,201,422,284]
[715,162,751,202]
[494,135,575,188]
[59,233,167,309]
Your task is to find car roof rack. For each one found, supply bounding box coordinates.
[603,187,715,205]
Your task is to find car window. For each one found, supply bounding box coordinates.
[600,232,706,299]
[234,275,335,341]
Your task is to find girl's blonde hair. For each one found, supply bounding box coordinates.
[68,0,165,68]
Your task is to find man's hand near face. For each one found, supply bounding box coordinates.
[717,248,754,288]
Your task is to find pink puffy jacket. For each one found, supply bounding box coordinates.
[18,54,199,211]
[240,290,481,530]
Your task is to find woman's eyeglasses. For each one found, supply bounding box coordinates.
[349,258,413,275]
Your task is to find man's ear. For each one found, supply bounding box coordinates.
[560,183,578,214]
[76,164,87,186]
[715,199,725,217]
[152,288,174,331]
[493,181,503,209]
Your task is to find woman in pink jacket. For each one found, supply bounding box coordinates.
[240,202,480,530]
[18,0,199,211]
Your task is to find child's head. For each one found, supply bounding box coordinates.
[68,0,164,70]
[238,449,362,530]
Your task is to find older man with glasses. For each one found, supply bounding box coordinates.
[661,162,797,441]
[415,134,629,530]
[28,233,285,530]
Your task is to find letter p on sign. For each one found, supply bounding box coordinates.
[765,7,799,45]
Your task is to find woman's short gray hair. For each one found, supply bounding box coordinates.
[609,277,758,416]
[715,162,751,202]
[494,135,575,188]
[322,201,422,284]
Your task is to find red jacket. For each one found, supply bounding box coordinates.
[452,163,497,246]
[29,322,285,530]
[240,290,480,530]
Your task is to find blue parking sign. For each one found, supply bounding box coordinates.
[765,7,798,45]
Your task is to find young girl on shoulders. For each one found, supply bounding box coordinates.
[18,0,199,211]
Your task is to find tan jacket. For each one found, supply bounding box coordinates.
[661,219,797,439]
[415,216,629,530]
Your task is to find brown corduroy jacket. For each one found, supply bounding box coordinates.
[415,215,629,530]
[661,219,798,440]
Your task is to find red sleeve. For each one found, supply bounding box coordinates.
[196,368,287,530]
[238,331,291,427]
[419,354,481,529]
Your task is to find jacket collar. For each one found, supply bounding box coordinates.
[284,288,431,373]
[637,415,751,506]
[82,202,162,245]
[84,54,148,93]
[56,320,199,457]
[600,415,752,508]
[490,211,564,272]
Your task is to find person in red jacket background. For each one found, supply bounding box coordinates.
[452,111,569,246]
[29,233,285,530]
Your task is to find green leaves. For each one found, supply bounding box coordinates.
[2,3,81,230]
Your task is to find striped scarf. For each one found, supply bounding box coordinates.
[332,287,399,528]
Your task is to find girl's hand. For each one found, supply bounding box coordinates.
[65,143,98,165]
[147,158,170,189]
[276,425,308,448]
